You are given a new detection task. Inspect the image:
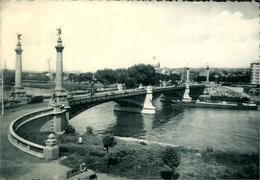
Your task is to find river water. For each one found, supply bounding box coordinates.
[70,98,259,153]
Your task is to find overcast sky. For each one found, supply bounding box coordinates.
[0,1,259,72]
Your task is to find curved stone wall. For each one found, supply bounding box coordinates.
[8,107,64,159]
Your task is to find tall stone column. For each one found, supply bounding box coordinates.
[55,37,64,91]
[206,65,210,83]
[185,67,190,83]
[15,40,23,89]
[183,67,192,102]
[12,34,26,103]
[50,28,69,108]
[49,29,70,134]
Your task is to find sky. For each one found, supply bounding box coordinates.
[0,1,259,72]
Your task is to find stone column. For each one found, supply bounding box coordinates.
[50,29,69,107]
[12,35,26,103]
[15,41,23,89]
[55,37,64,91]
[141,86,156,114]
[185,67,190,83]
[183,67,192,102]
[50,29,70,132]
[206,65,210,83]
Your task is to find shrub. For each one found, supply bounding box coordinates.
[206,146,213,153]
[65,125,76,134]
[161,147,181,179]
[102,134,117,154]
[89,150,106,157]
[86,126,94,135]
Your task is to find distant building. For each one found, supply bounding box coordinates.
[250,62,260,85]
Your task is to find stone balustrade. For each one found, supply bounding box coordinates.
[8,107,63,159]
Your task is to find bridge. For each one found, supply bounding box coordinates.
[68,84,205,118]
[7,29,206,159]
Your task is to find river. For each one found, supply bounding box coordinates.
[70,98,259,153]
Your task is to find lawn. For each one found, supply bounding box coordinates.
[59,132,259,179]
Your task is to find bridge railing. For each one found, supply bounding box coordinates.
[8,108,53,158]
[70,89,147,105]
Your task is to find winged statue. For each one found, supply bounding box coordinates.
[57,28,62,37]
[17,33,22,41]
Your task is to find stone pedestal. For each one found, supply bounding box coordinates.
[141,86,156,114]
[11,88,27,104]
[49,103,69,134]
[44,133,59,160]
[117,84,124,91]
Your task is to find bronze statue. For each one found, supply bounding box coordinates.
[17,33,22,41]
[57,28,62,38]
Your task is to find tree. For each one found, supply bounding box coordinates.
[86,126,93,135]
[102,134,117,167]
[161,147,181,179]
[102,134,117,154]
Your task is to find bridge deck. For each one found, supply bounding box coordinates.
[69,84,205,106]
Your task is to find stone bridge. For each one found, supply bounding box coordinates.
[8,29,207,159]
[68,84,205,118]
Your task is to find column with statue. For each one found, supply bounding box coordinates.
[49,28,70,134]
[11,34,27,103]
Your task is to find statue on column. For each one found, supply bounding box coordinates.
[17,33,22,41]
[57,28,62,38]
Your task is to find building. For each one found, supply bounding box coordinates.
[250,62,260,85]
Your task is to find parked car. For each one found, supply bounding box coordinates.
[27,95,44,104]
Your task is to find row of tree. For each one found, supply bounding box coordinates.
[95,64,158,87]
[3,64,252,87]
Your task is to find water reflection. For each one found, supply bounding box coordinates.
[105,111,145,137]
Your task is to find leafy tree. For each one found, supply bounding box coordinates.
[95,69,117,85]
[102,134,117,167]
[114,68,128,84]
[161,147,181,179]
[102,134,117,154]
[86,126,93,135]
[3,70,15,85]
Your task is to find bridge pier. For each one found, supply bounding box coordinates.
[141,86,156,114]
[113,86,156,114]
[183,67,192,102]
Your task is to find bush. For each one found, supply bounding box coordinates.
[206,146,213,153]
[86,126,94,135]
[89,150,106,157]
[102,134,117,154]
[161,147,181,179]
[65,125,76,134]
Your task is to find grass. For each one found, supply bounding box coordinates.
[59,133,259,179]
